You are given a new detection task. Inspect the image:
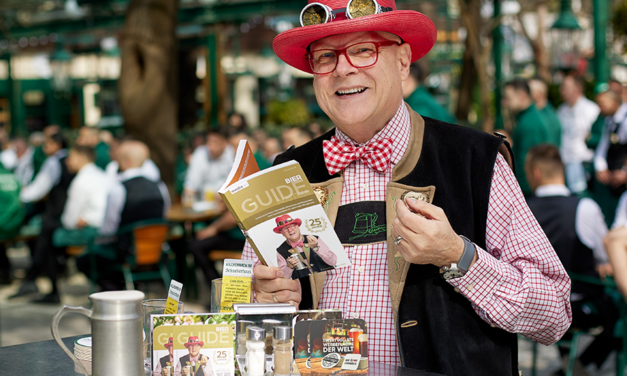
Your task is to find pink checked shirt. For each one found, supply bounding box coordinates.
[242,102,572,365]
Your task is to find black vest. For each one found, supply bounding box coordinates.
[527,194,602,299]
[120,177,165,228]
[43,152,75,228]
[274,116,518,375]
[276,235,334,280]
[606,114,627,196]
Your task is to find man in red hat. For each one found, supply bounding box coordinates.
[154,337,176,376]
[243,0,571,374]
[273,214,337,279]
[175,336,212,376]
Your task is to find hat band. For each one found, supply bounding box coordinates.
[300,0,393,27]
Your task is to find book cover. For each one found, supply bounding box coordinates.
[219,140,350,279]
[151,313,236,376]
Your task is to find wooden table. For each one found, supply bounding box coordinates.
[167,203,221,223]
[0,335,446,376]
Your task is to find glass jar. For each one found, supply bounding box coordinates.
[272,326,293,376]
[245,326,266,376]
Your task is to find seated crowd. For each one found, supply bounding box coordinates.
[0,116,314,305]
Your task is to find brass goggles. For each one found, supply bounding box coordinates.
[278,218,296,226]
[300,0,393,27]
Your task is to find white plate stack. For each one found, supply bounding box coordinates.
[74,336,92,375]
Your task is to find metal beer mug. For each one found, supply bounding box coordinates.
[51,290,145,376]
[289,253,308,271]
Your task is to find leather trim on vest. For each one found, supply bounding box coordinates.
[391,104,425,182]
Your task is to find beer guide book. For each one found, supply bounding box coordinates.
[218,140,349,280]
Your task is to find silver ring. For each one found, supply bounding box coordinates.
[394,236,402,245]
[272,293,279,303]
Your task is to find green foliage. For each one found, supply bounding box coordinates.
[612,0,627,52]
[266,99,312,127]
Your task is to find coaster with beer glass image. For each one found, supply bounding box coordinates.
[307,319,368,374]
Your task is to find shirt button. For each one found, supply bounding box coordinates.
[357,266,365,273]
[491,325,496,328]
[353,313,359,319]
[362,183,369,190]
[466,284,474,291]
[454,288,460,293]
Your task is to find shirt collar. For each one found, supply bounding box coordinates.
[334,101,411,166]
[117,166,145,182]
[614,103,627,122]
[535,184,570,197]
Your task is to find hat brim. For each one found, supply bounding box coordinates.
[273,10,437,74]
[184,341,204,348]
[164,343,174,348]
[273,218,303,233]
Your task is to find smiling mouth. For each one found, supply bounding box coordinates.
[336,87,367,96]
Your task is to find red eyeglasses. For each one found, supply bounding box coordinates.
[306,41,400,74]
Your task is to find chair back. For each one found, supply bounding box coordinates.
[133,224,169,266]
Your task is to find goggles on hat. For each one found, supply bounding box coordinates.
[277,218,295,226]
[300,0,393,27]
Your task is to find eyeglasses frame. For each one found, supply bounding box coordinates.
[305,40,401,75]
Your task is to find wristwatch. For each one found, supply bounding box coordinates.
[440,235,476,280]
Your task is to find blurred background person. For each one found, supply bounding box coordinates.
[402,63,455,123]
[262,137,282,165]
[13,137,33,187]
[529,77,561,147]
[184,128,234,203]
[105,136,161,183]
[593,90,627,227]
[79,140,170,290]
[282,127,312,150]
[0,128,17,171]
[307,122,324,138]
[525,144,617,374]
[11,133,75,302]
[0,159,25,285]
[76,126,110,169]
[228,132,271,170]
[227,112,247,134]
[502,79,552,197]
[558,74,600,195]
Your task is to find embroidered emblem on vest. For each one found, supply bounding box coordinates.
[350,213,387,241]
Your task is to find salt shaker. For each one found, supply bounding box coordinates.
[272,326,293,376]
[246,326,266,376]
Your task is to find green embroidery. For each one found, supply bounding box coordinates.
[394,254,402,272]
[325,191,336,213]
[392,196,399,213]
[349,213,387,241]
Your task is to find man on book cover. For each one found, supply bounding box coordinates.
[175,336,213,376]
[154,337,176,376]
[273,214,337,279]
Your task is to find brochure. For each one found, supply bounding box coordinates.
[218,140,350,280]
[151,313,236,376]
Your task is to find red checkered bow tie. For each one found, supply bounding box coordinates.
[291,241,304,248]
[323,137,393,175]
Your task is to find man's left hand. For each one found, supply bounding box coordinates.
[199,355,208,365]
[611,170,627,188]
[596,263,614,279]
[77,218,88,228]
[391,198,468,268]
[306,235,318,249]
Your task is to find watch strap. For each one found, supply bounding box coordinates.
[457,235,476,272]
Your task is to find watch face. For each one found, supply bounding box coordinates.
[443,269,464,280]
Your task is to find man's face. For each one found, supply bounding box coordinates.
[281,224,301,243]
[77,128,99,147]
[43,138,61,156]
[65,149,82,173]
[502,86,523,113]
[188,344,201,358]
[560,77,581,106]
[207,134,227,159]
[596,94,620,116]
[311,31,411,143]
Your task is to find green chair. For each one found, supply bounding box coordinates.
[88,219,174,292]
[528,272,626,376]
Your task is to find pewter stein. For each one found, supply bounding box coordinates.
[288,253,308,271]
[51,290,145,376]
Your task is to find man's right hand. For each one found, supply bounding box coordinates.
[597,170,612,185]
[287,257,298,268]
[253,265,301,308]
[181,368,188,376]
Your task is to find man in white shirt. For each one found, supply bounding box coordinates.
[183,128,234,200]
[558,75,601,194]
[105,137,161,182]
[77,141,170,290]
[595,90,627,193]
[526,144,617,373]
[52,145,112,248]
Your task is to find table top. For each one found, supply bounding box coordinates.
[0,336,446,376]
[167,203,221,223]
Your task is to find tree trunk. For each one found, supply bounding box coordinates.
[118,0,179,194]
[456,36,477,122]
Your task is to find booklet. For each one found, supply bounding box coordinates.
[218,140,350,280]
[151,313,236,376]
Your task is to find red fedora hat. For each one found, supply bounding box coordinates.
[164,337,174,348]
[184,336,204,348]
[273,214,302,234]
[273,0,437,74]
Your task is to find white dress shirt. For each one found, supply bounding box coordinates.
[105,159,161,182]
[61,163,113,229]
[594,103,627,172]
[535,184,609,264]
[20,149,67,203]
[613,191,627,229]
[100,167,171,236]
[184,145,234,193]
[0,148,17,170]
[558,96,601,164]
[14,147,34,186]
